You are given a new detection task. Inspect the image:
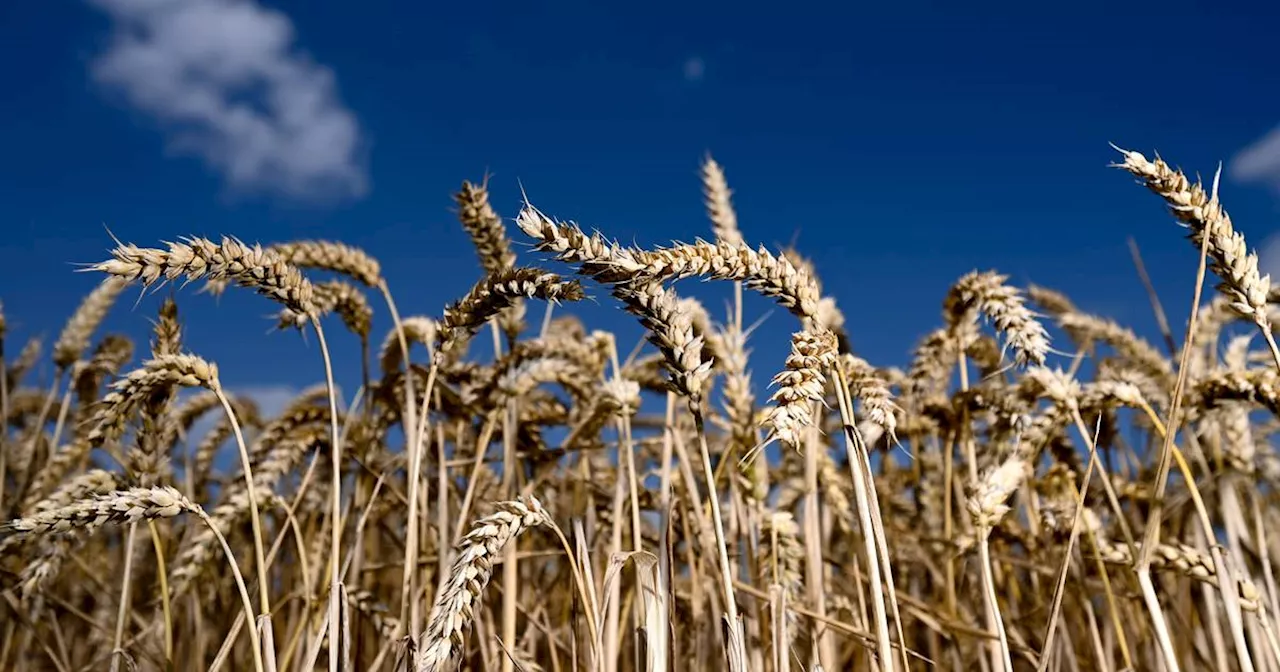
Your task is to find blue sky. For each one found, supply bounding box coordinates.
[3,0,1280,405]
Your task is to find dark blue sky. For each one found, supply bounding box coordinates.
[3,0,1280,400]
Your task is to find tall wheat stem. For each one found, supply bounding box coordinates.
[689,399,745,668]
[108,522,140,672]
[832,367,895,672]
[147,520,174,662]
[377,277,430,641]
[214,384,273,618]
[196,507,265,672]
[308,318,344,672]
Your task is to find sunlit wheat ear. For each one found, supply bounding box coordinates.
[0,486,196,542]
[173,389,222,435]
[72,334,135,398]
[15,537,80,602]
[841,353,899,442]
[516,205,647,283]
[760,511,803,594]
[19,337,134,508]
[1192,296,1280,373]
[811,449,856,534]
[599,376,641,417]
[1192,367,1280,418]
[1020,366,1084,408]
[3,468,118,552]
[633,239,821,319]
[20,439,92,514]
[64,339,134,435]
[619,352,669,395]
[1091,363,1168,413]
[520,199,838,454]
[5,488,264,670]
[488,357,595,412]
[378,316,438,374]
[945,270,1050,367]
[489,331,612,383]
[1026,283,1079,317]
[150,295,181,356]
[273,240,384,286]
[30,469,118,514]
[3,390,45,423]
[678,295,724,366]
[1055,311,1174,385]
[52,276,128,371]
[456,177,519,274]
[438,267,584,353]
[1217,338,1258,473]
[191,413,241,487]
[205,239,385,298]
[452,175,528,337]
[129,297,184,484]
[416,496,550,672]
[279,279,373,340]
[89,235,315,315]
[85,354,220,446]
[967,454,1028,672]
[716,324,763,493]
[1087,511,1264,612]
[701,154,743,246]
[614,281,713,398]
[760,327,837,450]
[905,327,956,398]
[1114,147,1272,327]
[967,456,1029,529]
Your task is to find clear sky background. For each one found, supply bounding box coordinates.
[3,0,1280,411]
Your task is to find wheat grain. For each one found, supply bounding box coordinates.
[945,270,1049,367]
[416,496,550,672]
[91,235,315,315]
[52,277,128,371]
[1115,147,1271,328]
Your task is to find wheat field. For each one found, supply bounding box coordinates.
[1,146,1278,671]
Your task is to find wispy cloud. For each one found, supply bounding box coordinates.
[233,383,305,419]
[1260,232,1280,284]
[683,56,706,83]
[87,0,369,202]
[1231,125,1280,194]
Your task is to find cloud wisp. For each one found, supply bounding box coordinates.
[683,55,706,83]
[1259,232,1280,286]
[1232,125,1280,195]
[87,0,369,203]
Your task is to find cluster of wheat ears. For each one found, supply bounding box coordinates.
[1,146,1279,672]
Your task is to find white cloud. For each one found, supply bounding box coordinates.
[87,0,369,202]
[1232,125,1280,194]
[683,56,705,83]
[233,383,304,419]
[1260,232,1280,283]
